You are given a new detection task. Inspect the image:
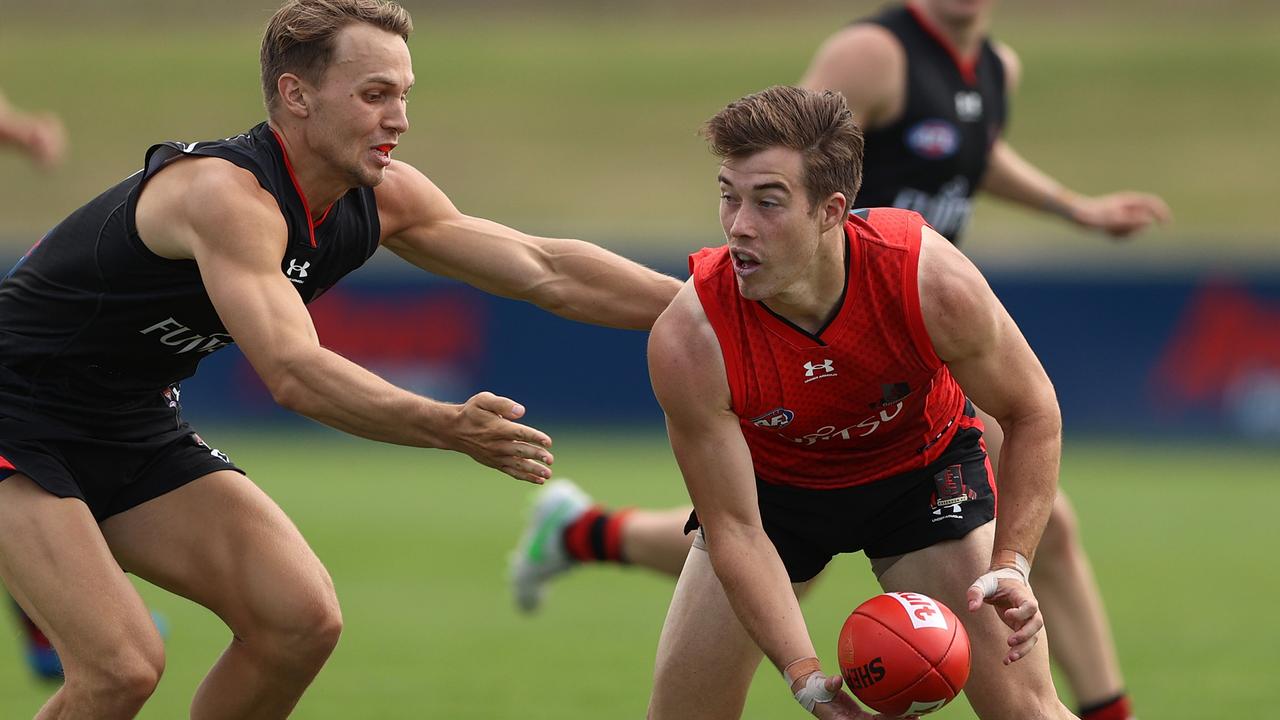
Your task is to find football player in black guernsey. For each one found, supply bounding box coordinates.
[0,1,680,718]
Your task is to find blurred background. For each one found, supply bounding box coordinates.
[1,1,1277,718]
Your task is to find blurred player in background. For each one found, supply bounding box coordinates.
[646,84,1075,720]
[0,1,680,717]
[511,3,1165,719]
[0,89,70,682]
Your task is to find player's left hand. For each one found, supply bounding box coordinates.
[1073,191,1172,239]
[966,564,1043,665]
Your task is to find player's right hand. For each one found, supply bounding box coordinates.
[798,671,906,720]
[966,564,1043,665]
[448,392,553,484]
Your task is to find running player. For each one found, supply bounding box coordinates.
[511,4,1157,718]
[0,1,679,717]
[647,84,1074,720]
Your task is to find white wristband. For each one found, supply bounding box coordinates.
[793,673,836,712]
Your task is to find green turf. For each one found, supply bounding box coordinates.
[0,430,1276,718]
[1,3,1277,260]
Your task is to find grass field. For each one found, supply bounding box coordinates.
[1,2,1278,261]
[0,429,1276,718]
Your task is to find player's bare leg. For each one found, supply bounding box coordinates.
[873,520,1076,720]
[621,508,695,576]
[511,480,692,612]
[648,537,814,720]
[101,470,342,720]
[0,474,164,719]
[977,408,1130,717]
[1032,493,1128,714]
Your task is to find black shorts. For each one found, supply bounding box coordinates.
[0,416,243,523]
[685,425,995,583]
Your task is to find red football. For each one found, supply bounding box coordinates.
[837,592,970,717]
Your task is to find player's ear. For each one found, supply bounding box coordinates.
[819,192,848,232]
[278,73,310,118]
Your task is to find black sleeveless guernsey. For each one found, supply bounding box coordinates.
[855,4,1007,243]
[0,122,381,436]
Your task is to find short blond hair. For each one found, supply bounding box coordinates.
[260,0,413,110]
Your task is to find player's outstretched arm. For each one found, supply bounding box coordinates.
[979,43,1171,239]
[917,226,1061,664]
[377,161,681,330]
[135,158,553,484]
[649,285,881,720]
[981,139,1171,239]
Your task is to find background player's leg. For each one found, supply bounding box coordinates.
[875,521,1076,720]
[1032,493,1129,717]
[101,470,342,720]
[976,407,1130,718]
[647,541,764,720]
[8,592,64,680]
[511,479,691,612]
[0,474,164,719]
[621,507,694,576]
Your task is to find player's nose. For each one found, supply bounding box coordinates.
[728,207,757,239]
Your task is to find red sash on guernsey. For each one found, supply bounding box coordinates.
[690,209,975,489]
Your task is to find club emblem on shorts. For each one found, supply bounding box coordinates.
[191,433,232,464]
[930,464,976,523]
[803,359,837,383]
[162,385,181,409]
[751,408,795,429]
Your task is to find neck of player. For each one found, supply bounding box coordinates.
[764,225,847,335]
[270,122,352,223]
[911,1,989,59]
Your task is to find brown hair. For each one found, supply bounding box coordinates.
[260,0,413,110]
[702,85,863,209]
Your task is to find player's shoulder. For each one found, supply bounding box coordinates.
[372,159,456,236]
[989,40,1021,91]
[823,21,904,58]
[852,208,927,249]
[653,281,709,345]
[809,22,905,81]
[916,225,997,353]
[146,155,280,229]
[649,280,730,409]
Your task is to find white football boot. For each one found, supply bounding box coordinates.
[510,478,592,613]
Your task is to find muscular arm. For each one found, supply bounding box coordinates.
[799,23,904,130]
[377,161,680,329]
[918,225,1060,566]
[649,284,816,674]
[135,158,552,482]
[980,43,1171,237]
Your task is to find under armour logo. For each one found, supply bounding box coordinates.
[286,259,310,283]
[955,91,983,122]
[803,359,837,382]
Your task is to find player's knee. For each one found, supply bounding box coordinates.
[255,586,344,667]
[67,638,165,711]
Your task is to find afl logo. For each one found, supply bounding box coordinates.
[906,120,960,160]
[751,408,795,429]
